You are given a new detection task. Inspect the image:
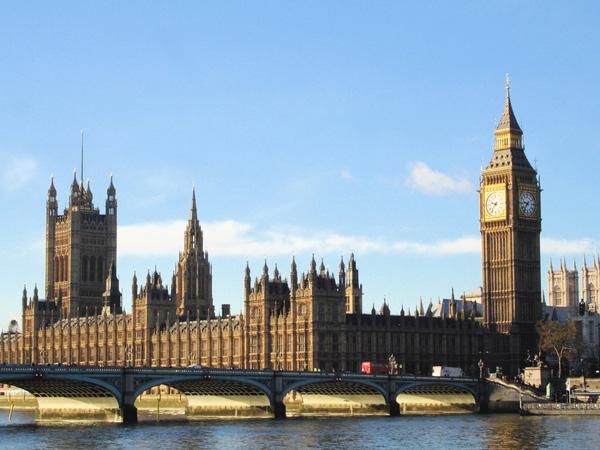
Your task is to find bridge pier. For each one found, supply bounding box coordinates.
[273,400,286,419]
[388,379,400,416]
[121,368,138,424]
[121,404,138,424]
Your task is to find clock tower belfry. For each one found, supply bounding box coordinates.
[480,78,542,373]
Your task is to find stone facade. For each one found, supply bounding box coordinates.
[1,175,485,376]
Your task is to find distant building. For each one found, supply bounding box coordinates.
[547,256,600,313]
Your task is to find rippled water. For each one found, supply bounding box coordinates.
[1,412,599,449]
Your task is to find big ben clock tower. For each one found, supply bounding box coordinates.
[480,77,542,374]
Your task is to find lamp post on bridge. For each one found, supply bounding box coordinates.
[478,358,485,379]
[126,345,134,367]
[38,349,47,365]
[388,354,398,375]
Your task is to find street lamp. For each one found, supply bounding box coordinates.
[388,354,398,375]
[39,349,47,365]
[125,344,134,367]
[478,358,485,379]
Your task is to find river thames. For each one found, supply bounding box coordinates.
[1,413,599,449]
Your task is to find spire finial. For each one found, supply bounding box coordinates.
[505,73,510,96]
[190,186,197,220]
[80,129,84,183]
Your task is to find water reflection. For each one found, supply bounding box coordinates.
[1,411,600,449]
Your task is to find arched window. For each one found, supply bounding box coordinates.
[89,256,96,282]
[97,257,104,283]
[82,256,88,282]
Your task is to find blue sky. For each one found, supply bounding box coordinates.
[1,1,599,324]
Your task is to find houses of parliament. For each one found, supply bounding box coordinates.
[0,81,542,376]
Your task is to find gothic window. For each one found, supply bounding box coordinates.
[299,304,307,316]
[90,256,96,282]
[82,256,88,282]
[97,257,104,283]
[332,334,339,353]
[298,334,306,352]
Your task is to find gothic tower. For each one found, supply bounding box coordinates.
[480,78,542,373]
[45,173,118,318]
[175,188,213,319]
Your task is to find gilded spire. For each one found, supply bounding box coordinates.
[496,74,522,133]
[494,75,523,151]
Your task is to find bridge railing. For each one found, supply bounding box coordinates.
[0,364,481,384]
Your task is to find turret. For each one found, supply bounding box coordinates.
[290,257,297,291]
[171,271,176,300]
[22,285,27,310]
[244,262,251,295]
[69,171,80,207]
[106,175,117,216]
[132,272,138,301]
[47,177,58,216]
[338,256,346,289]
[102,260,122,314]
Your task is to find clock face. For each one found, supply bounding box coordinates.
[485,190,506,217]
[519,191,536,216]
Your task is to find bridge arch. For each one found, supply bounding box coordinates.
[280,377,388,402]
[395,381,478,414]
[0,372,123,421]
[395,381,478,399]
[132,375,274,402]
[0,373,122,405]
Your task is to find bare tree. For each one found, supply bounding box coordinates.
[537,319,577,379]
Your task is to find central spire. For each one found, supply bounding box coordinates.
[190,186,198,221]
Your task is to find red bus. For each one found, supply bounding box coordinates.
[361,361,389,375]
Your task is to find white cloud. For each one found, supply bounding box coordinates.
[118,220,481,258]
[1,154,38,191]
[119,220,596,261]
[541,238,594,254]
[340,168,353,181]
[406,161,471,196]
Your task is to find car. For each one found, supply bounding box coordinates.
[187,364,202,369]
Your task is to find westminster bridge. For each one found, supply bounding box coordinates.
[0,365,542,423]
